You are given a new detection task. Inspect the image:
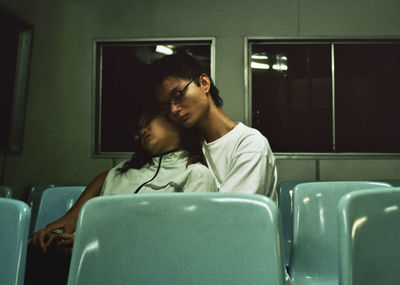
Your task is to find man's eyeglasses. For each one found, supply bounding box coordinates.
[160,79,193,115]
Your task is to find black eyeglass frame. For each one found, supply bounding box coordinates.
[160,78,194,114]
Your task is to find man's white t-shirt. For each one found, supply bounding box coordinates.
[202,122,277,202]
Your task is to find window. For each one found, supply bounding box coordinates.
[248,39,400,155]
[0,7,33,154]
[94,38,214,157]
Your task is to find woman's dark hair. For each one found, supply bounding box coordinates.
[117,110,205,174]
[151,52,223,107]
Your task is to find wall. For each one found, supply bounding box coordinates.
[1,0,400,200]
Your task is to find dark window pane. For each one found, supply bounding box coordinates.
[0,7,32,153]
[251,44,332,152]
[96,41,211,154]
[100,46,151,152]
[0,25,19,148]
[335,44,400,153]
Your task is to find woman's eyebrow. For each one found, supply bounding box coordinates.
[168,86,179,97]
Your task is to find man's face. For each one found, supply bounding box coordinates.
[155,75,210,128]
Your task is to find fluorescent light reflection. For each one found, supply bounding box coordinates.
[272,64,288,71]
[251,54,268,60]
[184,205,197,212]
[351,216,368,239]
[251,62,270,69]
[384,205,399,213]
[77,240,99,278]
[156,45,173,55]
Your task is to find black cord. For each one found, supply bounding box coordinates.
[134,155,163,194]
[133,148,183,194]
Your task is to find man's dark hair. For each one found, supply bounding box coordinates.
[151,53,223,107]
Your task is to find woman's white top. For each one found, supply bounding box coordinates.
[101,150,217,195]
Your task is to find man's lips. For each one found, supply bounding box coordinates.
[178,114,188,123]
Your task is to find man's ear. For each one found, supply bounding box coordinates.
[199,73,211,93]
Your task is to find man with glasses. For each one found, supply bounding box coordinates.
[153,53,277,201]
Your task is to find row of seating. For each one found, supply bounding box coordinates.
[1,184,86,234]
[0,185,85,285]
[278,179,400,269]
[0,198,30,285]
[66,185,400,285]
[1,182,400,284]
[26,184,86,234]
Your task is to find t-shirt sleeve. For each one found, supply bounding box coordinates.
[184,164,218,192]
[219,138,278,201]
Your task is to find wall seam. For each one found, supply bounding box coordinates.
[297,0,301,35]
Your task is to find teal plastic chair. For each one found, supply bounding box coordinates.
[27,184,55,234]
[67,193,286,285]
[0,198,31,285]
[289,181,391,285]
[338,188,400,285]
[277,180,310,269]
[32,186,86,233]
[0,186,12,198]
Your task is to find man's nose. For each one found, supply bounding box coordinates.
[170,103,181,115]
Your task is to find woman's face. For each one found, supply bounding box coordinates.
[140,114,182,155]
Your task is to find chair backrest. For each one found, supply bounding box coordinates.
[27,184,55,234]
[67,193,286,285]
[0,186,12,198]
[376,179,400,187]
[33,186,86,232]
[338,188,400,285]
[290,181,391,285]
[0,198,31,285]
[277,180,310,268]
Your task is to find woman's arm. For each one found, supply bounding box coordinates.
[29,171,108,252]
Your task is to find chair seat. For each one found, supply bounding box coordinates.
[0,198,31,285]
[277,180,310,269]
[68,193,286,285]
[338,188,400,285]
[33,186,86,232]
[0,186,12,198]
[289,181,391,285]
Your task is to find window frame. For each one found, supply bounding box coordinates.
[92,37,216,158]
[245,37,400,159]
[0,11,33,155]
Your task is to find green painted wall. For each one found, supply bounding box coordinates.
[1,0,400,199]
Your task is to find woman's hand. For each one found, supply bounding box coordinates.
[54,233,75,256]
[29,228,56,252]
[28,171,108,253]
[29,215,76,252]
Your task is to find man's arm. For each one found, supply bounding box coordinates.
[29,171,108,251]
[185,165,218,193]
[219,151,277,201]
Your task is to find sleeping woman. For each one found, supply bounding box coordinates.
[102,110,217,195]
[26,110,217,285]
